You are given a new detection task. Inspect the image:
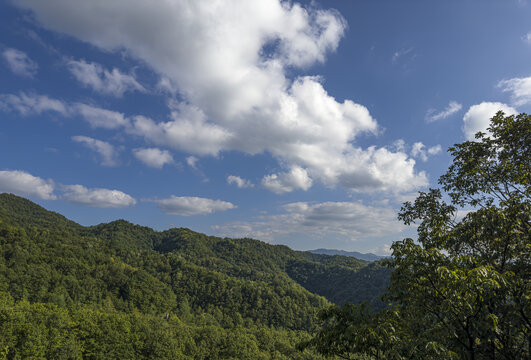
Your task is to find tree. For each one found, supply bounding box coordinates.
[304,112,530,359]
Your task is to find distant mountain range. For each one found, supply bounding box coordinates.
[308,248,386,262]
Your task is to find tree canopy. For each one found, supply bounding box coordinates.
[0,190,388,359]
[304,111,530,359]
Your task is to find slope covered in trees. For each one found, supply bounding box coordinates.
[0,193,389,359]
[309,248,384,262]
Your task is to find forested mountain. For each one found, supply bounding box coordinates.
[0,193,389,359]
[309,248,384,262]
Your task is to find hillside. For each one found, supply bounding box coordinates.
[308,248,385,262]
[0,193,390,359]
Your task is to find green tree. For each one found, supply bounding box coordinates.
[304,112,530,359]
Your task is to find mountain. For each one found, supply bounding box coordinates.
[0,193,390,359]
[309,248,385,262]
[0,192,82,231]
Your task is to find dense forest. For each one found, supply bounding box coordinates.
[0,192,388,359]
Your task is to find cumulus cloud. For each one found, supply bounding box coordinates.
[14,0,428,193]
[411,142,442,162]
[523,32,531,44]
[462,102,518,140]
[128,104,232,156]
[333,147,428,193]
[133,147,173,168]
[72,135,119,166]
[262,167,312,193]
[2,48,38,77]
[152,196,236,216]
[227,175,253,188]
[0,92,68,116]
[67,59,145,96]
[0,170,56,200]
[213,200,405,243]
[62,184,136,207]
[498,76,531,106]
[426,101,462,123]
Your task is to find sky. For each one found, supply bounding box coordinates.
[1,0,530,255]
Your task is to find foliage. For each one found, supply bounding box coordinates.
[305,112,531,359]
[286,258,389,310]
[0,194,80,232]
[0,191,389,358]
[0,293,321,359]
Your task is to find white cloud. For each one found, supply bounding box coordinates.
[411,142,442,162]
[133,147,173,168]
[213,200,405,243]
[427,144,442,155]
[227,175,253,189]
[185,156,209,181]
[426,101,462,123]
[262,166,312,194]
[67,59,145,96]
[391,139,406,152]
[2,48,38,77]
[0,92,68,116]
[62,184,136,207]
[156,77,178,95]
[0,92,129,129]
[523,32,531,44]
[0,170,136,207]
[153,196,236,216]
[462,102,518,140]
[186,156,199,169]
[498,76,531,106]
[0,170,56,200]
[74,103,128,129]
[16,0,427,194]
[369,244,392,256]
[411,143,426,161]
[127,105,232,157]
[128,79,426,193]
[72,135,119,166]
[455,209,473,222]
[333,147,428,193]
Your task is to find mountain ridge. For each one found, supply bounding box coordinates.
[0,193,390,309]
[308,248,386,262]
[0,192,391,358]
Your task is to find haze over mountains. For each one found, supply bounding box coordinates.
[308,249,385,262]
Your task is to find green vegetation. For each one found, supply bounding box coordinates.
[304,112,530,359]
[0,293,317,360]
[4,113,525,360]
[0,192,388,359]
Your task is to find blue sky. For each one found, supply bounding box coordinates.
[1,0,530,254]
